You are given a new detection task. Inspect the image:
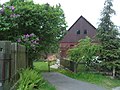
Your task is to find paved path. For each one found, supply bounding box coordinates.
[42,72,107,90]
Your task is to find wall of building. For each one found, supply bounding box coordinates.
[60,42,77,58]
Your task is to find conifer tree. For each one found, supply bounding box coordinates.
[97,0,120,78]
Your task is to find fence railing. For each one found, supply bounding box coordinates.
[60,59,75,72]
[60,59,120,78]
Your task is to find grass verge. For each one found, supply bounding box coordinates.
[58,69,120,90]
[33,61,120,90]
[40,81,56,90]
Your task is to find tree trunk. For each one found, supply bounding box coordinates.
[28,59,33,69]
[44,51,48,59]
[112,66,116,78]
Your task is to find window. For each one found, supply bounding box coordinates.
[84,30,87,34]
[0,48,3,52]
[77,30,80,34]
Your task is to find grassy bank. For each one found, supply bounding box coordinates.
[58,69,120,90]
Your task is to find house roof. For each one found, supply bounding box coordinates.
[68,15,96,31]
[60,15,97,43]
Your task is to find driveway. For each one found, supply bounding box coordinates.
[42,72,107,90]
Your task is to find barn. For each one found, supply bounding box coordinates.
[60,16,97,58]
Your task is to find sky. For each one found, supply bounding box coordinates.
[0,0,120,29]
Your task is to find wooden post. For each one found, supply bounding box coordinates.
[74,62,77,73]
[48,60,50,72]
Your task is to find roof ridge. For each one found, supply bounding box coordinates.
[68,15,96,31]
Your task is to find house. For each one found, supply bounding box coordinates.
[60,15,97,58]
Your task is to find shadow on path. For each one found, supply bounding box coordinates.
[42,72,107,90]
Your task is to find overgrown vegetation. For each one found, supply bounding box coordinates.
[17,69,56,90]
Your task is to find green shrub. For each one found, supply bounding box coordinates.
[17,69,44,90]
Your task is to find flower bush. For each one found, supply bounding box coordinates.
[0,4,20,17]
[17,33,39,50]
[17,33,40,67]
[0,4,20,40]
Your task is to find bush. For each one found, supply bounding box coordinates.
[17,69,44,90]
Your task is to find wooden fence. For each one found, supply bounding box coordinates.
[60,59,120,78]
[60,59,75,72]
[0,41,28,90]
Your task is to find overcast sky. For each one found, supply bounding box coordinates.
[1,0,120,29]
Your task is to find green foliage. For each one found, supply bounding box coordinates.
[68,37,101,65]
[17,69,44,90]
[0,1,67,54]
[0,4,19,40]
[97,0,120,70]
[13,1,67,54]
[17,68,56,90]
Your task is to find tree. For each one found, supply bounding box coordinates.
[97,0,120,78]
[0,1,67,57]
[68,37,101,73]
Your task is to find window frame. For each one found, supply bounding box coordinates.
[84,30,87,34]
[76,30,80,34]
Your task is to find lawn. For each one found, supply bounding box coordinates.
[34,61,56,72]
[34,61,49,72]
[34,61,120,90]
